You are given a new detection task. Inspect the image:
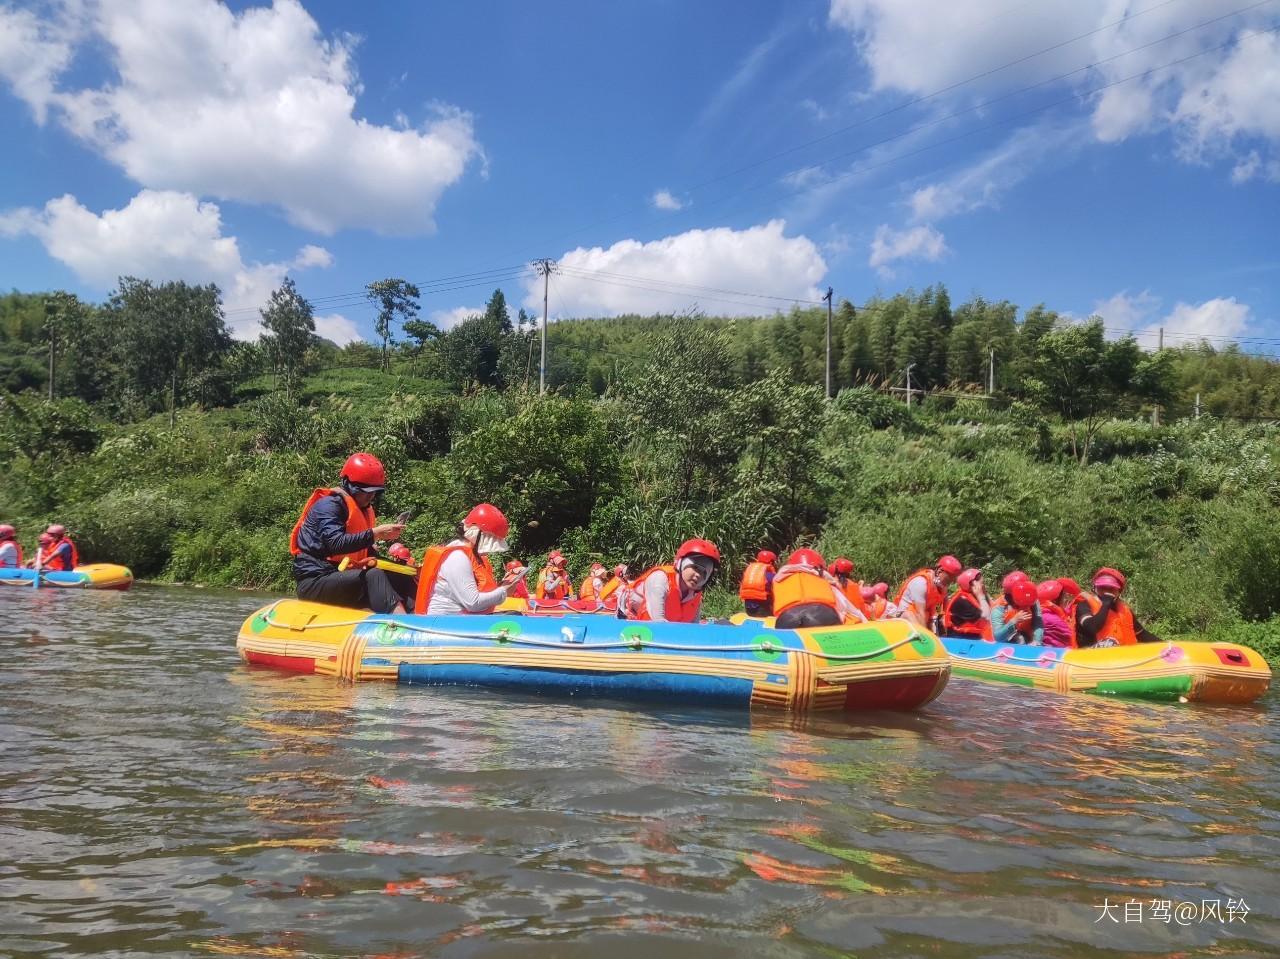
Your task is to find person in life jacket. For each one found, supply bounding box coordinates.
[419,503,525,614]
[942,568,993,640]
[772,548,867,629]
[1076,567,1161,647]
[598,564,629,609]
[0,524,22,568]
[738,549,777,616]
[619,539,720,623]
[39,524,80,572]
[25,532,52,568]
[505,560,531,600]
[829,556,873,619]
[387,543,418,569]
[860,582,891,620]
[1037,579,1077,647]
[895,555,962,632]
[290,452,412,613]
[536,550,572,601]
[578,562,609,602]
[991,577,1044,645]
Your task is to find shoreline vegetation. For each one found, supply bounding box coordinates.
[3,282,1279,669]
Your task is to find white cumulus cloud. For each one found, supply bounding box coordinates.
[868,223,948,278]
[527,220,827,318]
[314,313,362,345]
[429,305,484,330]
[0,189,333,337]
[651,189,685,211]
[0,0,480,235]
[1094,290,1254,349]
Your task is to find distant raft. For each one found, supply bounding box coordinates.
[0,563,133,591]
[942,636,1271,704]
[237,599,951,713]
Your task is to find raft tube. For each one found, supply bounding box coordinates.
[942,636,1271,704]
[0,563,134,591]
[237,599,951,713]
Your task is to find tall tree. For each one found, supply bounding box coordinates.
[259,277,315,399]
[365,278,421,372]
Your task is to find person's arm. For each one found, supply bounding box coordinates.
[1029,603,1044,646]
[1132,610,1162,643]
[991,609,1018,644]
[311,497,375,556]
[439,551,508,612]
[899,577,929,628]
[642,570,670,622]
[1075,595,1115,646]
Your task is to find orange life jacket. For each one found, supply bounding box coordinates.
[0,540,22,568]
[991,599,1036,641]
[772,570,840,618]
[536,567,570,601]
[42,536,80,571]
[289,488,375,567]
[1081,593,1138,645]
[868,594,888,619]
[838,578,871,618]
[943,587,993,640]
[738,562,772,602]
[894,569,944,623]
[599,576,624,601]
[578,575,605,601]
[622,566,702,623]
[415,542,499,613]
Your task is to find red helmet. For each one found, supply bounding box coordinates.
[1009,579,1038,610]
[957,568,982,591]
[1093,566,1126,592]
[756,549,777,565]
[1037,579,1064,604]
[38,532,53,545]
[547,550,566,568]
[787,548,824,569]
[873,582,889,598]
[936,555,962,576]
[614,564,628,578]
[340,452,386,491]
[833,557,855,575]
[1001,570,1030,593]
[0,524,14,540]
[505,559,523,573]
[590,562,606,574]
[676,538,721,566]
[388,543,412,562]
[464,503,509,538]
[46,524,67,539]
[1058,577,1082,598]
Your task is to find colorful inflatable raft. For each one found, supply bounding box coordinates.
[237,599,951,713]
[0,563,134,590]
[942,636,1270,704]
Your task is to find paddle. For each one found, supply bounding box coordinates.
[32,546,42,589]
[337,556,418,576]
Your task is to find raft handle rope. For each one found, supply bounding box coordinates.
[256,603,926,662]
[954,640,1180,670]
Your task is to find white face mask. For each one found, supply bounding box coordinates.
[464,525,508,555]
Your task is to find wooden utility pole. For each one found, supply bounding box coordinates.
[533,259,556,394]
[822,286,833,399]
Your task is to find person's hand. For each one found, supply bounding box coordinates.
[372,523,405,542]
[1014,610,1031,626]
[501,565,527,587]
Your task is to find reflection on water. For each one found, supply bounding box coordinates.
[2,585,1278,957]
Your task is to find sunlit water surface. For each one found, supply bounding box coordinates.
[2,585,1277,957]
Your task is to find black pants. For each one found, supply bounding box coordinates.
[744,599,773,617]
[296,568,417,614]
[775,603,842,630]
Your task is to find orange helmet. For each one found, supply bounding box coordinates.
[340,452,386,491]
[787,548,824,569]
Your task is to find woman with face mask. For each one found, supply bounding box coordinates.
[618,539,720,623]
[418,503,526,615]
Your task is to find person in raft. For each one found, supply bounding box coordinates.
[1075,567,1162,646]
[0,524,21,567]
[536,550,572,601]
[598,564,629,608]
[619,539,721,622]
[290,452,411,614]
[991,575,1044,645]
[738,549,777,617]
[419,504,526,615]
[1036,579,1077,647]
[771,548,867,629]
[894,555,962,632]
[38,524,79,571]
[25,531,52,568]
[861,581,891,619]
[578,562,609,602]
[942,568,993,639]
[828,556,875,620]
[505,560,531,601]
[387,542,418,569]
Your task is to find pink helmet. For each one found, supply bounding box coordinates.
[1093,566,1126,592]
[46,524,67,538]
[613,564,628,578]
[0,524,14,540]
[873,582,889,598]
[388,543,412,563]
[1037,579,1064,604]
[957,568,982,591]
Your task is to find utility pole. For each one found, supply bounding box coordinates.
[1152,326,1164,427]
[1195,392,1201,419]
[905,362,916,408]
[822,286,833,399]
[988,347,995,395]
[533,259,556,394]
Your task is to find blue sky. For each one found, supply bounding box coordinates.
[2,0,1278,354]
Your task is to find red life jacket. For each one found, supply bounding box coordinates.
[738,562,771,602]
[894,569,944,623]
[415,541,499,613]
[622,566,702,623]
[0,540,22,568]
[43,536,80,571]
[943,587,993,640]
[289,488,375,567]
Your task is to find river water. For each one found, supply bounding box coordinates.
[2,585,1277,958]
